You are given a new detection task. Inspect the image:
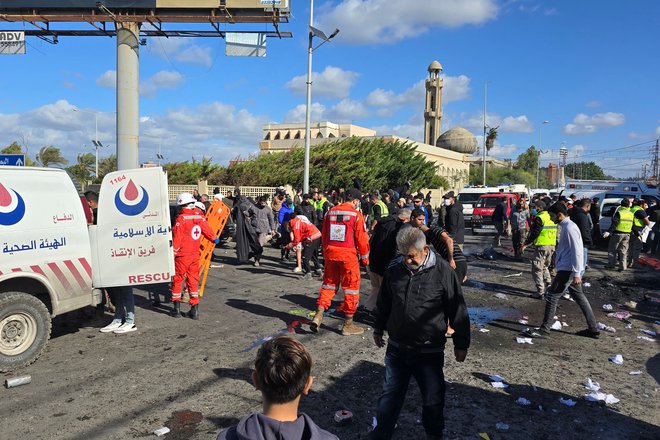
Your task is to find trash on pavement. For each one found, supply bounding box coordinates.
[516,397,531,406]
[607,311,632,320]
[559,397,577,407]
[640,329,657,337]
[562,322,569,327]
[371,417,377,430]
[583,282,591,287]
[516,337,534,344]
[491,382,508,389]
[479,328,490,333]
[623,301,637,309]
[585,392,620,404]
[551,321,562,330]
[489,375,506,382]
[5,375,31,388]
[518,319,529,325]
[495,422,510,431]
[625,323,633,329]
[598,322,616,333]
[153,427,170,437]
[637,336,655,342]
[584,378,600,392]
[629,371,643,375]
[602,304,614,311]
[479,434,491,440]
[494,293,508,300]
[503,272,523,278]
[333,410,353,425]
[608,354,624,365]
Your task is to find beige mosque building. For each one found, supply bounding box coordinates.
[259,61,481,191]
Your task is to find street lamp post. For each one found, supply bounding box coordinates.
[73,107,103,178]
[302,0,339,194]
[157,134,176,166]
[482,82,487,186]
[536,120,549,188]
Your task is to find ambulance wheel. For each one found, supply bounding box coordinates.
[0,291,52,372]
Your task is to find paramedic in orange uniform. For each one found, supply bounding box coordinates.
[171,192,219,320]
[310,188,370,336]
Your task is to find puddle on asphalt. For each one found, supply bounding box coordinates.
[468,306,515,327]
[165,409,204,438]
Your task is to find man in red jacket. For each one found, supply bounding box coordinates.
[171,192,219,319]
[310,188,370,336]
[285,210,323,279]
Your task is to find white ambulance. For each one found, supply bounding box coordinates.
[0,166,174,371]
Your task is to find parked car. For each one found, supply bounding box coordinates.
[471,193,519,235]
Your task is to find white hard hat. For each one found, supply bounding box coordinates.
[194,201,206,212]
[213,194,223,201]
[177,192,196,206]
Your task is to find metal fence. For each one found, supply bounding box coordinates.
[167,182,280,201]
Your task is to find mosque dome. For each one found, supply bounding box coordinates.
[436,127,478,154]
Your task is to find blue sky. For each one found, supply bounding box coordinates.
[1,0,658,178]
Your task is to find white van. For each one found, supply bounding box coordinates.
[0,166,174,371]
[563,180,660,204]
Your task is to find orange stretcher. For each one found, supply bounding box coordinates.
[198,200,230,297]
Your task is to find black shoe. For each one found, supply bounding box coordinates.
[576,329,600,339]
[522,327,549,338]
[188,304,199,320]
[171,301,181,318]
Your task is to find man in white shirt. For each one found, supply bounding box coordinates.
[524,202,600,339]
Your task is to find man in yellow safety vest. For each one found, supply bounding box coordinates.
[605,198,634,271]
[523,200,557,298]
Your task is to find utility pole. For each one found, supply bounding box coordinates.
[653,139,660,184]
[482,81,487,186]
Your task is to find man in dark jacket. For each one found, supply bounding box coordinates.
[363,209,412,312]
[371,227,470,440]
[443,191,465,249]
[300,193,317,225]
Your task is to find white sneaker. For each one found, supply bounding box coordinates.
[113,322,137,334]
[292,267,302,273]
[99,320,122,333]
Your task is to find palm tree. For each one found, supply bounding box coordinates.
[486,126,499,152]
[97,154,117,182]
[36,146,68,168]
[67,153,95,183]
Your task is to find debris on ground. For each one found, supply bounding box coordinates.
[629,371,643,375]
[551,321,562,330]
[5,376,31,388]
[503,272,523,278]
[516,337,534,344]
[495,422,510,431]
[585,392,620,404]
[608,354,624,365]
[515,397,531,406]
[640,329,657,337]
[598,322,616,333]
[559,397,577,407]
[602,304,614,311]
[584,378,600,391]
[637,336,655,342]
[153,427,170,437]
[607,311,632,320]
[479,328,490,333]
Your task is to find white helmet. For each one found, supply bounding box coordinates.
[177,192,196,206]
[194,201,206,212]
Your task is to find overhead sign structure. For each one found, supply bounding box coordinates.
[0,31,25,55]
[0,154,26,166]
[226,32,266,57]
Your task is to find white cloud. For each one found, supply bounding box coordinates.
[140,71,185,97]
[463,112,533,133]
[149,38,213,67]
[0,99,271,166]
[365,75,470,110]
[371,122,424,141]
[563,112,625,135]
[489,143,518,157]
[585,100,601,108]
[97,70,185,97]
[317,0,499,45]
[284,103,327,123]
[96,70,116,88]
[285,66,359,99]
[327,99,369,120]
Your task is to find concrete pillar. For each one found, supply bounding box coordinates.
[116,22,140,170]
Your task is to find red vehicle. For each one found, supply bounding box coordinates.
[471,193,519,235]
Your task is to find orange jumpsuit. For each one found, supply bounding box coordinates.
[171,206,216,305]
[317,202,370,315]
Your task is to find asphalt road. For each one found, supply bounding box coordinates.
[1,233,659,440]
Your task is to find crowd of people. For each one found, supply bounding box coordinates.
[82,180,658,440]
